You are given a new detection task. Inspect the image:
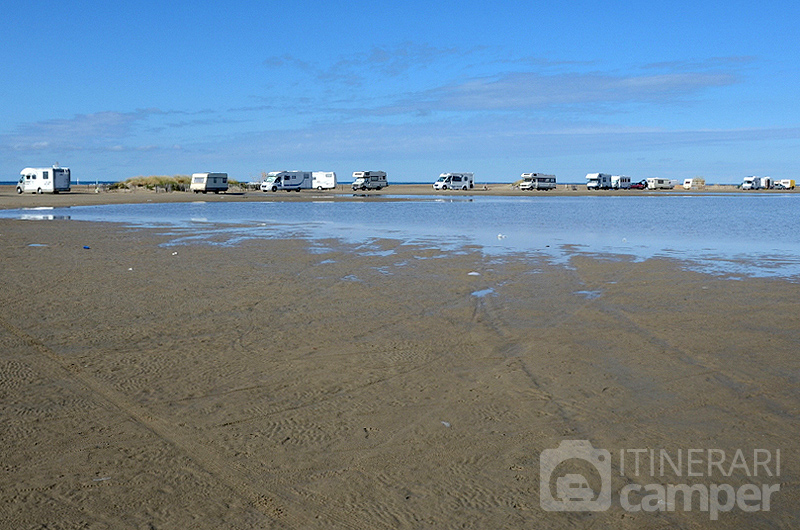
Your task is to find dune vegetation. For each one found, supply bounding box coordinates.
[109,175,240,191]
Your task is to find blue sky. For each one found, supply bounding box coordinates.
[2,1,799,183]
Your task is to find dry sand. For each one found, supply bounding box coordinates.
[0,190,798,528]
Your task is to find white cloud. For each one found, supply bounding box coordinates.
[1,109,161,152]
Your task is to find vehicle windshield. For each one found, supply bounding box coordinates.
[436,177,446,182]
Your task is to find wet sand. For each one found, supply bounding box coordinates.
[1,192,798,528]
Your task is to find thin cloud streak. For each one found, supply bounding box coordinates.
[353,70,739,117]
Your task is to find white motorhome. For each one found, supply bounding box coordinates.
[646,177,674,190]
[190,172,228,193]
[312,171,337,190]
[433,172,474,190]
[352,171,387,191]
[611,175,631,189]
[261,171,312,192]
[742,176,766,190]
[17,166,71,194]
[520,173,556,191]
[585,173,612,190]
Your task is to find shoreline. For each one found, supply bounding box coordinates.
[0,182,793,210]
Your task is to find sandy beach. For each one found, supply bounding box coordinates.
[1,190,798,528]
[0,181,785,211]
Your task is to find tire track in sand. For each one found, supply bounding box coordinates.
[0,316,382,530]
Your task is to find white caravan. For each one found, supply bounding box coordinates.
[312,171,337,190]
[520,173,557,190]
[352,171,388,191]
[611,175,631,189]
[17,166,71,194]
[683,177,706,190]
[433,172,474,190]
[646,177,674,190]
[261,171,313,192]
[774,179,796,190]
[586,173,612,190]
[190,172,228,193]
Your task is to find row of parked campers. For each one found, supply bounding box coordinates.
[586,173,680,190]
[259,171,338,192]
[433,173,559,191]
[586,173,632,190]
[742,176,796,190]
[17,166,71,194]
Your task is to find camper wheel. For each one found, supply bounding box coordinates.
[375,186,382,190]
[462,186,467,190]
[36,188,43,194]
[16,187,22,194]
[441,185,448,190]
[296,188,301,192]
[271,186,277,192]
[317,186,323,190]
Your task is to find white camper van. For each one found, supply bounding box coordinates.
[585,173,612,190]
[646,178,674,190]
[352,171,388,191]
[17,166,71,194]
[261,171,313,192]
[312,171,337,190]
[190,172,228,193]
[520,173,557,190]
[742,176,769,190]
[433,172,474,190]
[611,175,631,189]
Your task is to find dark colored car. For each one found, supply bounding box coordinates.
[630,180,647,189]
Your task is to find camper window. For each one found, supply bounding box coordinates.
[43,172,49,179]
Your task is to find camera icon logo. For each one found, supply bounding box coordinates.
[540,440,611,512]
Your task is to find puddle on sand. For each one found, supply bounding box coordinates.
[471,288,495,298]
